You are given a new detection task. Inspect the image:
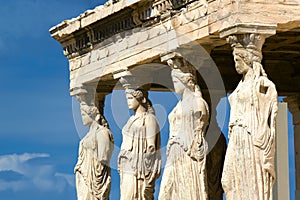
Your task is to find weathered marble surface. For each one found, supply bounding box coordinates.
[118,79,161,200]
[159,54,210,200]
[74,102,114,200]
[221,34,278,200]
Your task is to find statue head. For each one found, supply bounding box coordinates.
[120,76,154,114]
[165,54,200,96]
[171,69,196,94]
[80,102,100,126]
[125,89,144,110]
[232,48,253,75]
[228,34,267,78]
[125,88,154,113]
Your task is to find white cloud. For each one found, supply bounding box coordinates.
[0,153,74,192]
[0,180,27,191]
[0,153,49,174]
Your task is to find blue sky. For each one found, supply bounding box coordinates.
[0,0,296,200]
[0,1,103,199]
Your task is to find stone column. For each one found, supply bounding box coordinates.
[274,102,290,200]
[221,32,279,200]
[160,51,226,200]
[285,94,300,199]
[73,84,114,200]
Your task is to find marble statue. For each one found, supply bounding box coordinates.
[221,34,278,200]
[159,55,209,200]
[118,81,161,200]
[74,102,114,200]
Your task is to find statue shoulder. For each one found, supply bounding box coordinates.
[144,113,159,130]
[257,76,276,87]
[96,125,114,142]
[256,76,278,98]
[193,96,209,115]
[145,112,158,123]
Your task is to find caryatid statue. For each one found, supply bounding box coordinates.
[118,77,161,200]
[221,34,278,200]
[159,53,210,200]
[74,101,114,200]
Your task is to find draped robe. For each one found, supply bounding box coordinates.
[222,76,278,200]
[159,96,209,200]
[75,125,114,200]
[118,112,161,200]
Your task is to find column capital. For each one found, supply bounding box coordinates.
[284,94,300,125]
[226,33,266,62]
[160,51,198,81]
[160,51,184,63]
[227,33,265,51]
[72,83,98,106]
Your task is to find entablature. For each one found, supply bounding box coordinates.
[50,0,300,96]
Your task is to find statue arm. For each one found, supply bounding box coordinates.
[145,114,159,153]
[266,82,278,150]
[145,114,161,182]
[193,98,209,137]
[256,78,278,178]
[266,95,277,178]
[96,126,114,163]
[74,142,83,173]
[187,98,209,161]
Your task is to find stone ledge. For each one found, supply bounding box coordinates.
[219,23,277,38]
[50,0,148,40]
